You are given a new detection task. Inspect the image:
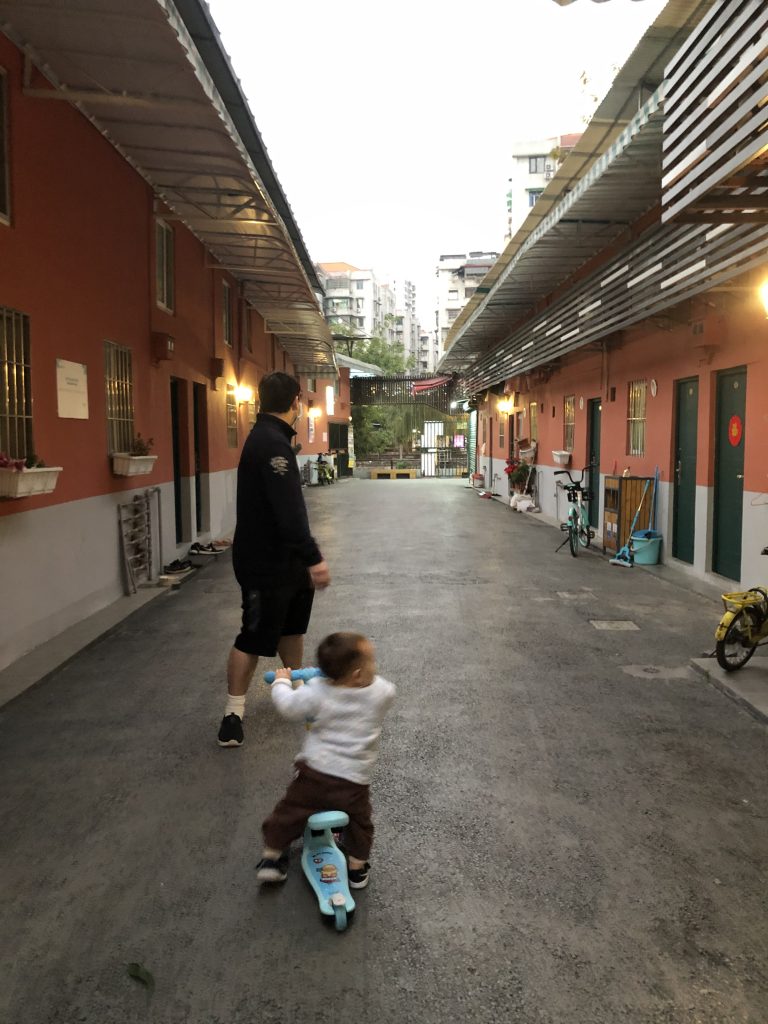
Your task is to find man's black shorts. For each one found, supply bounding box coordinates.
[234,584,315,657]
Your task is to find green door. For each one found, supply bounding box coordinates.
[587,399,602,527]
[713,367,746,580]
[672,378,698,563]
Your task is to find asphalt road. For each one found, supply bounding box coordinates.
[1,479,766,1024]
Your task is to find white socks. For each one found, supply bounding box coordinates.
[224,694,246,720]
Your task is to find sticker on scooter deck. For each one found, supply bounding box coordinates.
[301,842,355,917]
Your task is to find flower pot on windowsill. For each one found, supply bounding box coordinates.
[0,465,63,499]
[111,454,158,477]
[552,450,571,467]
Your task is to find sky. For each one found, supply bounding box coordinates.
[206,0,667,326]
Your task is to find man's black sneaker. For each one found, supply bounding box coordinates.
[348,863,370,889]
[256,854,290,883]
[217,713,243,747]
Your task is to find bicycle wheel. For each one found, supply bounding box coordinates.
[716,608,759,671]
[578,507,591,548]
[568,511,579,557]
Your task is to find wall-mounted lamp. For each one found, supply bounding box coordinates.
[497,397,514,415]
[308,406,323,420]
[759,281,768,318]
[234,384,254,404]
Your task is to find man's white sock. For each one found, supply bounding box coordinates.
[224,694,246,720]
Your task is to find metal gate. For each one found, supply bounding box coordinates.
[420,420,468,478]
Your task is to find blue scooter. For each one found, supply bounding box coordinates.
[263,668,356,932]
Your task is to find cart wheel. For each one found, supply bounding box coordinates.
[333,905,347,932]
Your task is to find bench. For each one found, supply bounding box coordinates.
[370,469,417,480]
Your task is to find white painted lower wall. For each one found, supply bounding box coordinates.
[0,468,238,674]
[503,462,768,591]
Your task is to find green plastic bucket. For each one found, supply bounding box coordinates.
[631,531,662,565]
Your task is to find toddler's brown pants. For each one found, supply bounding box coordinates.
[262,761,374,861]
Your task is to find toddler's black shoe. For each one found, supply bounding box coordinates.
[256,854,290,883]
[217,713,243,747]
[348,863,370,889]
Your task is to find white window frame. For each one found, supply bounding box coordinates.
[223,281,233,347]
[155,218,174,312]
[0,68,10,226]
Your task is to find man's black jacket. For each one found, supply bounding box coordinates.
[232,413,322,589]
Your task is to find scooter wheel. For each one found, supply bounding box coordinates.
[333,905,347,932]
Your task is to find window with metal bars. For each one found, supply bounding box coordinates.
[0,307,33,459]
[498,411,505,450]
[104,341,134,454]
[0,69,9,223]
[627,380,647,456]
[226,387,238,447]
[563,395,575,451]
[155,219,174,311]
[529,401,538,442]
[247,397,258,427]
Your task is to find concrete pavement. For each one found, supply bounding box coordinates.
[1,479,766,1024]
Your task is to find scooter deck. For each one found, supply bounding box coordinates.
[301,838,355,917]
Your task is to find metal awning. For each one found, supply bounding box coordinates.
[441,90,666,372]
[0,0,336,374]
[440,0,716,376]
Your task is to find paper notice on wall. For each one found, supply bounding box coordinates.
[322,432,328,443]
[56,359,89,419]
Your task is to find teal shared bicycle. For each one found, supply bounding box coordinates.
[554,466,595,557]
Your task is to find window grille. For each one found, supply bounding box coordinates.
[0,307,33,458]
[563,395,575,451]
[226,387,238,447]
[627,380,647,456]
[529,401,538,442]
[105,341,134,454]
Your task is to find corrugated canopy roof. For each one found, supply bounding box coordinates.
[0,0,336,374]
[440,0,716,377]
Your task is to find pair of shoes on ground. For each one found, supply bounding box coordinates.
[163,558,192,574]
[255,853,370,889]
[189,541,222,556]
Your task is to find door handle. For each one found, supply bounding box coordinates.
[736,474,744,480]
[676,460,682,484]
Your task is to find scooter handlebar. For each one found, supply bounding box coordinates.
[264,667,323,684]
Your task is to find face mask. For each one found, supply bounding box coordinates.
[292,401,303,425]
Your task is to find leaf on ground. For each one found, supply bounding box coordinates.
[126,962,155,992]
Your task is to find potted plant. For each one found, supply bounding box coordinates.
[0,451,63,499]
[112,434,158,477]
[508,460,532,494]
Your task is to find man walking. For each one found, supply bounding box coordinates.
[218,372,331,747]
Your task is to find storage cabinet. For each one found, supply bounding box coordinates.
[602,476,654,554]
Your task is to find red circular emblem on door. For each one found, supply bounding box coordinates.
[728,414,743,447]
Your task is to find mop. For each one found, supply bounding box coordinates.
[609,480,650,568]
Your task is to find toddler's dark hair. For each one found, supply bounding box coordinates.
[317,632,367,682]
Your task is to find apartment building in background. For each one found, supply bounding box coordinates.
[317,263,397,344]
[435,251,499,360]
[505,133,581,240]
